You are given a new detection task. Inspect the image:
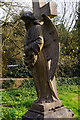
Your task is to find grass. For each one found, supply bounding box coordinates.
[0,78,80,120]
[1,87,37,120]
[57,85,79,119]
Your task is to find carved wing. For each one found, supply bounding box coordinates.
[42,15,59,81]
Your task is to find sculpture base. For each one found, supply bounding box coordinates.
[22,101,74,120]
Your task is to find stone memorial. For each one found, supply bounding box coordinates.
[21,0,74,119]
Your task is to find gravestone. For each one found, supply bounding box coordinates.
[21,0,74,119]
[32,0,57,19]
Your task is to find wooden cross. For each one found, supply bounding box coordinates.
[32,0,57,19]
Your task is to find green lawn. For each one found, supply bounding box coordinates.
[57,85,79,119]
[0,80,79,120]
[1,87,37,120]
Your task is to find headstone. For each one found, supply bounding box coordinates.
[20,0,74,119]
[32,0,57,19]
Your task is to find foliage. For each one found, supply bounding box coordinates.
[1,1,80,120]
[56,77,80,86]
[56,23,80,77]
[0,0,32,24]
[3,62,32,78]
[1,1,32,78]
[2,80,15,89]
[1,85,37,120]
[1,1,80,78]
[1,79,79,119]
[2,18,26,77]
[75,1,80,76]
[21,78,34,88]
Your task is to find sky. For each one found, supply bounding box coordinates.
[0,0,79,30]
[1,0,80,5]
[2,0,79,13]
[1,0,79,15]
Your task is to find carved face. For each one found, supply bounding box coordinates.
[22,17,33,30]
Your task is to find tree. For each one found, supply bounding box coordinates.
[1,0,80,78]
[55,1,80,77]
[1,0,32,77]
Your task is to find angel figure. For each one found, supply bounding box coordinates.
[21,11,60,103]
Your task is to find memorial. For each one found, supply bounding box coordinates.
[21,0,74,119]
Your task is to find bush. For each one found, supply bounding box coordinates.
[2,80,15,89]
[57,55,80,77]
[56,77,80,86]
[3,61,32,78]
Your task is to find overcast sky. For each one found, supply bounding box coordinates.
[2,0,80,5]
[0,0,79,30]
[1,0,79,15]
